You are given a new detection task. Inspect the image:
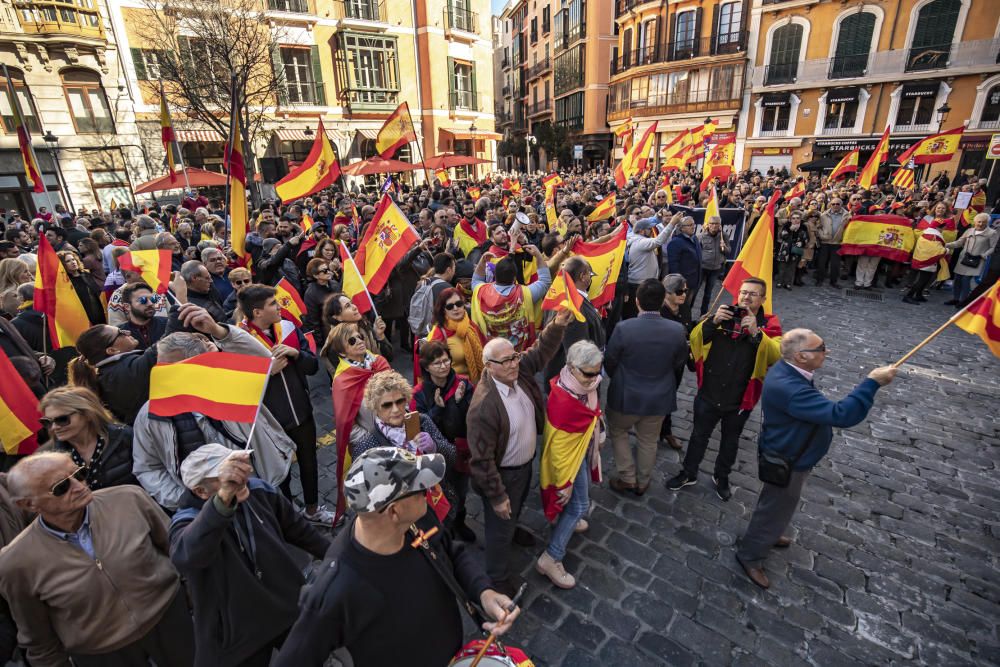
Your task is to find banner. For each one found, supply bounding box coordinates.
[668,205,748,261]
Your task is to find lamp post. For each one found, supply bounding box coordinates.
[469,121,477,180]
[936,102,951,125]
[526,134,536,175]
[42,131,74,213]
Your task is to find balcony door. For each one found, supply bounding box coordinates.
[766,23,802,85]
[830,11,875,79]
[907,0,961,72]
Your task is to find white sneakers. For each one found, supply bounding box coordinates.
[574,518,589,534]
[536,552,576,589]
[302,505,337,526]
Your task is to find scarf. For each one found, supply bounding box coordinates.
[558,365,600,411]
[444,315,484,384]
[239,320,280,350]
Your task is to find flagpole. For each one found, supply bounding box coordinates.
[224,73,238,249]
[891,298,977,368]
[321,115,345,196]
[406,102,433,189]
[161,80,190,193]
[243,365,274,450]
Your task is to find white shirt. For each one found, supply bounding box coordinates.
[495,379,537,467]
[787,362,814,382]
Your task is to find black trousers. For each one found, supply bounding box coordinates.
[621,282,641,321]
[682,394,751,480]
[280,418,318,507]
[905,270,935,300]
[813,243,841,285]
[480,462,532,584]
[696,268,722,313]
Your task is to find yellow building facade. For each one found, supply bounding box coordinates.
[738,0,1000,189]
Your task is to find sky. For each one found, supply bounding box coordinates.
[491,0,506,16]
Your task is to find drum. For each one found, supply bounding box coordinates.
[450,639,534,667]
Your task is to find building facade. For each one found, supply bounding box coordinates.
[738,0,1000,192]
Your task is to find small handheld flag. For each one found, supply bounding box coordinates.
[542,269,585,322]
[118,249,172,294]
[149,352,271,423]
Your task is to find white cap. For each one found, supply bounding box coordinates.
[180,443,233,489]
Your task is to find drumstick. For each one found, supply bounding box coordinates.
[470,584,527,667]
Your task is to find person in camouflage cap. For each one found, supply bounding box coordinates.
[344,446,446,513]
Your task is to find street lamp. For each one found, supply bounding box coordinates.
[526,134,536,175]
[42,130,74,213]
[469,122,477,180]
[936,103,951,125]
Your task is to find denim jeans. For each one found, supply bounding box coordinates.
[546,461,590,562]
[952,274,975,302]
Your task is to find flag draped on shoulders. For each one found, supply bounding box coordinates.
[571,224,627,307]
[837,215,916,263]
[0,351,42,455]
[455,217,487,257]
[118,249,172,294]
[910,228,950,281]
[689,317,782,411]
[34,236,90,349]
[722,190,781,314]
[954,281,1000,357]
[148,351,271,423]
[542,269,584,321]
[275,118,342,202]
[539,377,601,522]
[353,194,420,294]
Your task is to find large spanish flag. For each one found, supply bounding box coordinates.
[148,351,271,423]
[954,281,1000,357]
[838,215,916,263]
[375,101,417,159]
[118,249,172,294]
[661,130,690,173]
[353,194,420,294]
[700,138,734,190]
[829,149,859,182]
[338,242,373,314]
[896,126,963,165]
[586,192,616,221]
[274,277,307,327]
[722,190,781,314]
[226,103,248,261]
[34,236,90,349]
[858,125,890,189]
[542,269,585,322]
[690,318,782,411]
[159,81,176,173]
[0,351,42,455]
[615,121,657,187]
[571,223,627,307]
[455,217,487,257]
[276,118,342,202]
[539,377,601,522]
[5,67,44,194]
[333,354,391,521]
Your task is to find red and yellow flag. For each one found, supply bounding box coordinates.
[455,217,487,257]
[434,168,452,187]
[838,215,916,263]
[542,173,563,190]
[375,101,417,159]
[467,186,481,200]
[704,185,720,222]
[503,177,522,194]
[829,149,860,181]
[226,105,248,262]
[896,126,963,165]
[5,68,44,193]
[700,138,735,190]
[891,166,915,190]
[148,351,271,423]
[614,118,634,153]
[586,192,616,222]
[274,277,307,327]
[338,241,374,314]
[570,223,627,307]
[615,121,657,187]
[354,194,420,294]
[276,118,342,202]
[785,178,806,200]
[539,377,601,522]
[159,81,176,173]
[34,236,90,349]
[661,130,690,173]
[300,211,314,233]
[118,249,172,294]
[954,281,1000,357]
[0,351,42,455]
[541,269,585,322]
[723,190,781,313]
[858,125,890,189]
[545,185,561,235]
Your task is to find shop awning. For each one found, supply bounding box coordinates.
[356,128,380,140]
[174,130,224,142]
[440,128,503,141]
[761,93,791,107]
[275,129,317,141]
[827,87,859,105]
[901,82,939,98]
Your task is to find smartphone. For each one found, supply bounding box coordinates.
[404,411,420,441]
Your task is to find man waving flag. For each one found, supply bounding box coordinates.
[353,194,421,295]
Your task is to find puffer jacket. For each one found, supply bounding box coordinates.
[48,424,138,490]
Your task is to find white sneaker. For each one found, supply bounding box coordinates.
[536,552,576,589]
[574,518,589,534]
[303,505,336,526]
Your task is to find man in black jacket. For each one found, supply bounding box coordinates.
[171,446,330,667]
[120,282,167,351]
[181,260,227,322]
[545,255,606,381]
[274,447,519,667]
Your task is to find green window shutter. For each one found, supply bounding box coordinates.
[131,48,147,80]
[470,64,478,111]
[272,46,289,105]
[310,44,326,105]
[447,56,456,108]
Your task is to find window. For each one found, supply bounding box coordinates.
[718,1,742,48]
[621,27,632,68]
[895,85,938,127]
[530,17,538,43]
[709,65,736,101]
[675,10,696,54]
[830,12,875,78]
[280,46,322,105]
[648,73,668,107]
[450,60,476,110]
[447,0,476,33]
[555,91,583,130]
[668,71,690,105]
[981,85,1000,126]
[0,70,41,135]
[335,33,400,106]
[629,76,648,107]
[760,96,791,133]
[766,23,803,85]
[61,69,113,134]
[542,5,550,33]
[823,90,859,130]
[554,44,584,96]
[267,0,308,12]
[178,37,228,98]
[130,48,168,81]
[907,0,960,72]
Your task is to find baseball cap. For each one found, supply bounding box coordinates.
[633,217,657,232]
[180,443,234,489]
[344,447,445,513]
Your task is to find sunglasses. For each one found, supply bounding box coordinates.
[136,295,161,305]
[51,465,87,497]
[317,267,331,274]
[40,412,76,428]
[347,336,362,346]
[575,367,602,378]
[801,343,827,353]
[444,300,464,311]
[379,397,408,411]
[233,279,252,286]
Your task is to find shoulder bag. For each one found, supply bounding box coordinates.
[756,405,820,488]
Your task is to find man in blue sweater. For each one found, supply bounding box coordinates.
[735,328,897,589]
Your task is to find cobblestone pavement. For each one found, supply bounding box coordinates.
[301,283,1000,666]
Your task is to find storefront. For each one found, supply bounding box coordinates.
[0,150,61,217]
[749,146,793,174]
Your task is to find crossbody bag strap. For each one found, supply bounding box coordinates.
[408,524,488,626]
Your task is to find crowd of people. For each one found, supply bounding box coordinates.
[0,160,996,666]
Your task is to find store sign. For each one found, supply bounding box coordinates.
[987,134,1000,160]
[751,148,793,156]
[814,138,922,152]
[961,135,991,151]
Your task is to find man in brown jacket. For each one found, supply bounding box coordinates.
[0,452,194,667]
[467,309,572,595]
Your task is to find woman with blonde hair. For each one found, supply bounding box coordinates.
[39,385,137,490]
[57,250,105,325]
[0,257,32,294]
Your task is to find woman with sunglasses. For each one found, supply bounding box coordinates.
[58,250,105,326]
[39,386,138,490]
[69,323,156,425]
[420,287,485,383]
[321,292,392,362]
[303,258,341,335]
[658,274,695,451]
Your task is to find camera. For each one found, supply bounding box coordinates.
[722,305,749,337]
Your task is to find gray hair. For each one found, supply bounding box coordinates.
[482,337,514,362]
[18,254,36,273]
[136,215,157,231]
[566,340,603,369]
[16,282,33,301]
[157,331,216,364]
[201,246,224,262]
[154,232,175,249]
[707,215,722,225]
[7,451,75,501]
[180,260,206,282]
[662,273,687,295]
[681,216,696,227]
[780,328,815,360]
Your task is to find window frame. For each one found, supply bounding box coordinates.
[0,70,42,135]
[280,45,316,105]
[61,69,114,135]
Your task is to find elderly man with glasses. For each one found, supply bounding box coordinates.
[815,198,850,288]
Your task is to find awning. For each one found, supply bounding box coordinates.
[901,82,939,98]
[796,156,840,172]
[275,129,317,141]
[356,128,380,140]
[761,93,791,107]
[175,130,224,142]
[440,128,503,141]
[827,87,859,105]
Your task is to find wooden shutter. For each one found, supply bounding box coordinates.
[131,48,146,80]
[447,56,456,108]
[470,63,478,111]
[710,4,719,56]
[668,12,677,60]
[692,7,703,57]
[272,46,289,105]
[310,45,326,105]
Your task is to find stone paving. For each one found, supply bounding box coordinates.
[301,282,1000,666]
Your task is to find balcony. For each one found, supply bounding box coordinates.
[615,0,658,18]
[14,1,104,38]
[501,57,510,69]
[977,119,1000,130]
[819,126,856,137]
[608,93,740,122]
[444,4,478,36]
[502,84,511,96]
[527,99,552,117]
[752,37,1000,89]
[268,0,310,13]
[525,57,551,81]
[542,19,550,34]
[610,32,747,75]
[332,0,386,23]
[343,87,398,108]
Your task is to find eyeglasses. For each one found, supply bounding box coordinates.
[50,465,87,497]
[444,300,464,311]
[574,366,602,378]
[40,412,76,429]
[738,290,763,298]
[378,397,408,411]
[486,352,521,366]
[800,342,827,353]
[317,267,331,274]
[429,357,452,368]
[232,279,252,286]
[136,295,161,305]
[347,336,362,346]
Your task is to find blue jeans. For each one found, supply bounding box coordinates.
[546,461,590,562]
[952,274,975,302]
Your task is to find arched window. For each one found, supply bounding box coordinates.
[830,11,876,78]
[0,68,41,135]
[907,0,961,72]
[766,23,803,85]
[981,84,1000,127]
[61,69,113,134]
[717,1,743,53]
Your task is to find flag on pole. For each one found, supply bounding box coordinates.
[275,118,342,202]
[274,277,307,327]
[0,350,42,455]
[614,122,657,187]
[117,249,172,294]
[375,101,417,159]
[700,138,735,190]
[545,185,561,235]
[503,177,522,194]
[380,175,398,197]
[896,126,963,165]
[570,224,628,307]
[434,168,451,187]
[858,126,890,189]
[4,66,44,193]
[300,211,314,233]
[542,173,563,190]
[467,185,481,200]
[954,281,1000,357]
[891,164,915,190]
[829,149,860,181]
[338,241,374,314]
[722,190,781,314]
[661,130,690,172]
[785,178,806,200]
[586,193,616,221]
[34,236,90,349]
[149,352,271,422]
[226,98,248,263]
[353,194,421,295]
[159,81,176,173]
[541,269,585,322]
[614,118,634,153]
[704,185,720,222]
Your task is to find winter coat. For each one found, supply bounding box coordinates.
[48,424,138,490]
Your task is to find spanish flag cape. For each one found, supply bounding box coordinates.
[539,377,601,522]
[487,244,539,284]
[470,282,539,352]
[454,217,487,257]
[910,228,950,281]
[689,315,782,411]
[916,216,958,244]
[416,320,486,383]
[333,354,391,521]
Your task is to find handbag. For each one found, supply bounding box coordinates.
[790,246,805,257]
[756,406,820,488]
[960,253,982,269]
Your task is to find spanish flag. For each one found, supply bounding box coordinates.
[587,192,616,222]
[333,354,391,520]
[896,126,963,165]
[571,223,627,307]
[542,172,563,190]
[5,67,44,194]
[615,121,657,188]
[375,101,417,159]
[838,215,916,263]
[661,130,689,173]
[148,351,271,423]
[722,190,780,314]
[545,185,561,235]
[467,186,481,200]
[614,118,634,153]
[118,249,172,294]
[276,118,342,202]
[690,317,782,411]
[454,217,487,257]
[828,149,859,181]
[300,211,314,233]
[435,168,452,187]
[353,194,420,295]
[34,236,90,349]
[274,277,307,327]
[0,351,42,455]
[858,125,890,189]
[503,177,522,194]
[911,228,950,281]
[785,178,806,201]
[338,241,374,314]
[955,281,1000,357]
[542,269,585,322]
[700,138,735,190]
[226,102,248,262]
[159,81,176,173]
[539,377,601,521]
[704,185,720,222]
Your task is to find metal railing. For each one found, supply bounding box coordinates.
[527,99,552,116]
[616,0,657,17]
[502,84,511,96]
[607,95,740,121]
[764,62,798,86]
[445,3,478,34]
[344,87,398,106]
[828,53,869,79]
[333,0,386,22]
[610,32,747,75]
[268,0,309,13]
[976,118,1000,130]
[819,126,856,137]
[501,57,510,68]
[525,57,551,81]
